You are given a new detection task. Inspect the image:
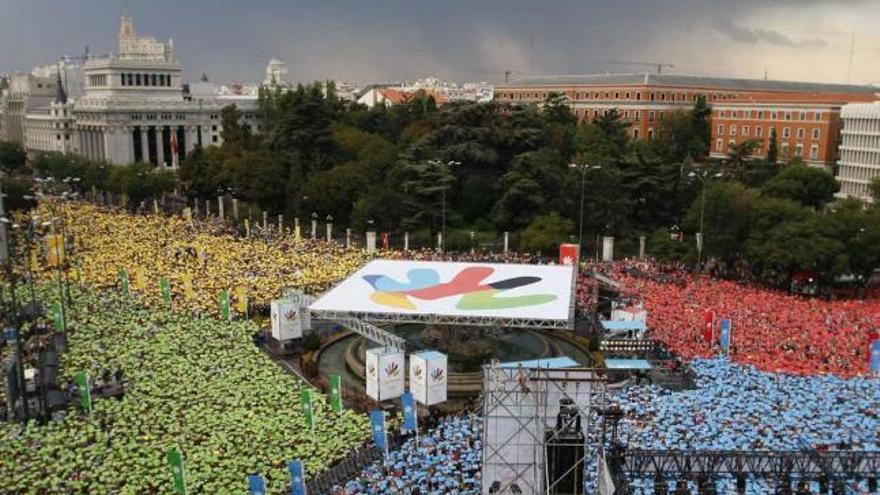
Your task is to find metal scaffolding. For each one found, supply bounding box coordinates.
[309,308,574,330]
[481,364,607,495]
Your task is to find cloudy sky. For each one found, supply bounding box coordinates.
[1,0,878,86]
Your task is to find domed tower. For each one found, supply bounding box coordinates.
[264,58,288,87]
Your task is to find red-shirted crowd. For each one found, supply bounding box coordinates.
[597,262,880,378]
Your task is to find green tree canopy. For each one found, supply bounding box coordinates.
[761,165,840,210]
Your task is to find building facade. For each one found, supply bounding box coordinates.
[495,74,877,167]
[17,10,258,166]
[836,102,880,203]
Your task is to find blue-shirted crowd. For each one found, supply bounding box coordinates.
[341,414,483,494]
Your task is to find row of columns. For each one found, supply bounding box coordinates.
[78,129,106,162]
[134,125,200,167]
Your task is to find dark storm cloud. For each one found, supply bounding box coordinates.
[0,0,873,84]
[712,18,827,48]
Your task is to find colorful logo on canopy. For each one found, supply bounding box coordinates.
[362,266,557,310]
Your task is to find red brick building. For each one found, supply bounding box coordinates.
[495,74,877,167]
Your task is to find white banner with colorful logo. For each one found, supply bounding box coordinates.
[366,348,404,401]
[409,350,447,406]
[270,299,303,340]
[365,348,380,401]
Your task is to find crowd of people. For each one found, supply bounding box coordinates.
[594,261,879,377]
[341,414,482,495]
[0,285,369,494]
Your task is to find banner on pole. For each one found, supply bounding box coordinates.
[401,392,418,433]
[118,268,130,295]
[270,299,305,341]
[370,410,387,451]
[182,274,194,301]
[719,319,732,354]
[871,340,880,376]
[234,286,248,314]
[74,371,92,414]
[160,277,172,306]
[559,243,580,266]
[247,474,267,495]
[134,267,146,291]
[702,310,715,343]
[300,389,314,429]
[167,447,188,495]
[288,460,307,495]
[381,232,389,250]
[218,290,231,321]
[602,236,615,262]
[45,234,65,267]
[329,374,343,413]
[50,302,65,332]
[366,348,404,402]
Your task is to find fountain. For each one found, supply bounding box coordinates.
[318,323,593,397]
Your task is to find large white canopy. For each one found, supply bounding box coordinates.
[309,259,576,329]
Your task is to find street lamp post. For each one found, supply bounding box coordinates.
[427,160,460,248]
[688,169,724,267]
[568,163,601,259]
[1,216,29,423]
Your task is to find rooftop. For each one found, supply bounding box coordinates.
[501,73,878,95]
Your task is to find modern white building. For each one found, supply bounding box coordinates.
[836,101,880,203]
[17,9,258,166]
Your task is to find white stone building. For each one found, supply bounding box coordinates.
[836,101,880,203]
[18,10,258,166]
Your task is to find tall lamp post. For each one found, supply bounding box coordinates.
[1,216,29,423]
[568,163,601,259]
[427,160,460,247]
[687,169,724,267]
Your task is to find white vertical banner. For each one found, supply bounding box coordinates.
[602,236,614,262]
[365,349,380,401]
[639,236,646,260]
[270,299,304,340]
[378,350,405,401]
[366,231,377,252]
[695,232,703,254]
[409,353,427,404]
[425,352,447,405]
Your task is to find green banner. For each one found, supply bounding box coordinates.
[50,302,65,332]
[166,447,187,495]
[330,375,343,413]
[118,268,129,295]
[218,290,230,321]
[74,371,92,414]
[160,277,172,306]
[300,389,314,429]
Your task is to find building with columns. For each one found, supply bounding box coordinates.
[19,9,258,166]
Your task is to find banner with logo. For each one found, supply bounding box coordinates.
[370,410,387,452]
[74,371,92,414]
[702,310,715,343]
[160,278,172,306]
[719,319,732,354]
[379,350,404,401]
[288,460,307,495]
[558,243,579,266]
[366,231,377,252]
[602,236,615,262]
[871,340,880,376]
[401,392,418,433]
[270,299,303,340]
[118,268,130,295]
[409,351,447,406]
[247,474,267,495]
[45,233,65,267]
[50,302,65,332]
[300,389,314,429]
[329,375,343,413]
[167,447,188,494]
[218,290,231,321]
[365,349,380,401]
[381,232,389,250]
[409,353,427,405]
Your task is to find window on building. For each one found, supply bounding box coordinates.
[758,111,764,119]
[649,111,655,122]
[756,126,763,138]
[135,74,142,85]
[795,144,803,156]
[797,128,805,139]
[121,74,126,86]
[742,125,749,137]
[650,93,655,101]
[782,143,790,156]
[716,139,724,152]
[633,129,639,139]
[784,112,791,120]
[810,144,819,160]
[771,111,777,120]
[615,92,620,99]
[625,92,630,99]
[648,128,654,139]
[151,74,158,86]
[799,112,806,120]
[212,135,219,143]
[730,125,737,136]
[634,111,640,120]
[636,93,641,101]
[814,112,822,121]
[783,127,791,138]
[812,128,820,140]
[717,124,725,135]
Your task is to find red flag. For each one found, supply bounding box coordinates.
[381,232,389,250]
[702,310,715,343]
[559,244,579,265]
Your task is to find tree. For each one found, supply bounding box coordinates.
[690,95,712,160]
[0,141,27,174]
[573,109,630,166]
[684,181,758,263]
[108,163,176,210]
[492,148,568,230]
[762,165,840,210]
[746,216,843,288]
[219,104,251,148]
[869,176,880,205]
[400,158,457,233]
[520,213,573,253]
[766,128,778,166]
[816,198,880,294]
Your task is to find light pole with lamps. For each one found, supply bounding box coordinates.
[568,163,601,259]
[687,169,724,267]
[427,159,460,247]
